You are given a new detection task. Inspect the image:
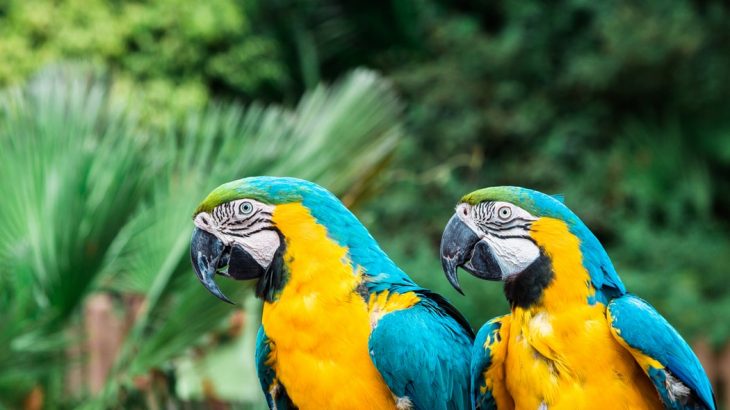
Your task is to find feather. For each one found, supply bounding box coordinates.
[608,295,716,410]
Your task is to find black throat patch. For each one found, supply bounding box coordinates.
[503,250,554,309]
[255,232,289,302]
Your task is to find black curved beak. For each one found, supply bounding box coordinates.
[191,227,271,304]
[190,227,234,304]
[440,215,479,294]
[440,214,504,294]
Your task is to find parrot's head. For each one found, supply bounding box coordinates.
[190,176,351,304]
[440,186,625,307]
[190,176,390,302]
[190,177,290,304]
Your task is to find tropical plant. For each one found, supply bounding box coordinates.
[0,65,149,407]
[0,65,402,408]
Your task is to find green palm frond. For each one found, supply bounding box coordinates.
[0,66,153,405]
[0,66,149,321]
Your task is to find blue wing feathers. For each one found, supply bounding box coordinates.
[255,327,275,403]
[471,319,503,410]
[368,297,473,410]
[608,295,716,410]
[256,326,294,409]
[417,289,475,338]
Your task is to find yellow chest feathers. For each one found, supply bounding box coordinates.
[491,218,662,409]
[499,306,662,410]
[261,203,417,410]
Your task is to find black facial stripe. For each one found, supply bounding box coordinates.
[228,217,270,232]
[212,204,276,233]
[478,202,494,220]
[486,232,537,243]
[225,228,274,239]
[489,217,534,226]
[486,219,511,227]
[224,202,237,224]
[472,203,483,220]
[240,226,276,237]
[221,213,232,226]
[472,202,538,240]
[474,201,510,223]
[479,222,532,232]
[229,209,263,226]
[205,202,276,244]
[477,215,533,233]
[214,202,236,225]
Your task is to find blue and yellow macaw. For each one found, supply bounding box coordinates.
[439,186,716,410]
[190,176,474,410]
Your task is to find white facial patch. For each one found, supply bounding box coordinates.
[237,229,280,269]
[482,235,540,279]
[194,199,280,269]
[458,201,541,278]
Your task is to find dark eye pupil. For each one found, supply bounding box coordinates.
[240,202,253,214]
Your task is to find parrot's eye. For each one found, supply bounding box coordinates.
[239,201,254,215]
[497,206,512,220]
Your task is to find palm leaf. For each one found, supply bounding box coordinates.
[0,65,153,405]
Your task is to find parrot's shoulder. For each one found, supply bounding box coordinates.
[472,315,511,410]
[256,326,295,409]
[607,295,716,410]
[367,288,473,410]
[414,288,475,338]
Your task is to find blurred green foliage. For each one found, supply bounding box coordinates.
[0,0,729,407]
[0,0,289,127]
[355,0,730,346]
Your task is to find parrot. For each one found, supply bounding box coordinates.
[438,186,716,410]
[189,176,474,410]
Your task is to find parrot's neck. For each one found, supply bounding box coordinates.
[514,217,600,315]
[299,195,418,292]
[262,202,401,408]
[503,251,554,308]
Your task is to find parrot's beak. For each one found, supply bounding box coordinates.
[191,227,272,304]
[440,214,504,294]
[190,227,235,304]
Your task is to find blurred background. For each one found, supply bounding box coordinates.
[0,0,728,408]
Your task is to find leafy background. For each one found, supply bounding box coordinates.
[0,0,728,408]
